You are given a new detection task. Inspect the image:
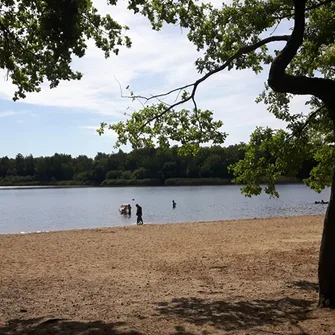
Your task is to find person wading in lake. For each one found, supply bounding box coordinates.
[136,204,143,225]
[172,200,176,209]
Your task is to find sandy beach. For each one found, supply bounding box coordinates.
[1,215,334,335]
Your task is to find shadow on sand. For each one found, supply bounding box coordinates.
[0,318,142,335]
[155,296,315,334]
[287,280,319,293]
[0,295,316,335]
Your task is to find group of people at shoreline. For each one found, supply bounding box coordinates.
[120,200,177,225]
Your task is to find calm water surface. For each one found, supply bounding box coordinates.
[0,184,330,234]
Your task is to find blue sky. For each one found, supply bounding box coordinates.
[0,1,308,158]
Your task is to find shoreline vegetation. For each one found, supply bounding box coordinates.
[1,215,334,335]
[0,145,314,187]
[0,176,302,187]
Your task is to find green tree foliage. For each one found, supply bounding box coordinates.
[15,153,25,176]
[99,105,226,156]
[0,0,131,100]
[106,170,122,180]
[0,145,316,186]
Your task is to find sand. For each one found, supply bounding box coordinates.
[0,215,334,335]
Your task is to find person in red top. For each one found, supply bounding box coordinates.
[135,204,143,225]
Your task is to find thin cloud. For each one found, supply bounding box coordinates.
[78,126,98,130]
[0,110,29,117]
[79,125,117,138]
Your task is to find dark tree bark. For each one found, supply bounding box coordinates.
[268,0,335,307]
[319,148,335,308]
[268,0,335,107]
[318,104,335,308]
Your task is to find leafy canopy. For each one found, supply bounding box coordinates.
[0,0,131,100]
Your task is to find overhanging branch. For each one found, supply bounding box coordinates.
[131,34,290,130]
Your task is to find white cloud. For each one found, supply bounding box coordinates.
[0,110,29,117]
[0,22,203,117]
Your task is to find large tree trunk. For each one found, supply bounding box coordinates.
[318,123,335,308]
[267,0,335,308]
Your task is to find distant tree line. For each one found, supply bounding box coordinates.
[0,144,316,186]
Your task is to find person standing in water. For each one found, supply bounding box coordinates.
[172,200,176,209]
[136,204,143,225]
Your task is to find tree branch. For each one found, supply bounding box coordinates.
[299,105,326,135]
[0,21,42,65]
[273,0,335,20]
[306,0,334,11]
[287,105,326,141]
[270,0,306,74]
[268,0,335,111]
[135,34,290,129]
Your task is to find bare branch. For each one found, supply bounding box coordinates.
[114,75,146,109]
[174,89,182,103]
[191,94,203,141]
[270,21,281,36]
[143,83,194,103]
[114,75,124,97]
[148,94,171,107]
[137,34,290,130]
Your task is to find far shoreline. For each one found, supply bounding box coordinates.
[0,180,304,190]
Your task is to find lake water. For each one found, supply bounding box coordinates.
[0,184,330,234]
